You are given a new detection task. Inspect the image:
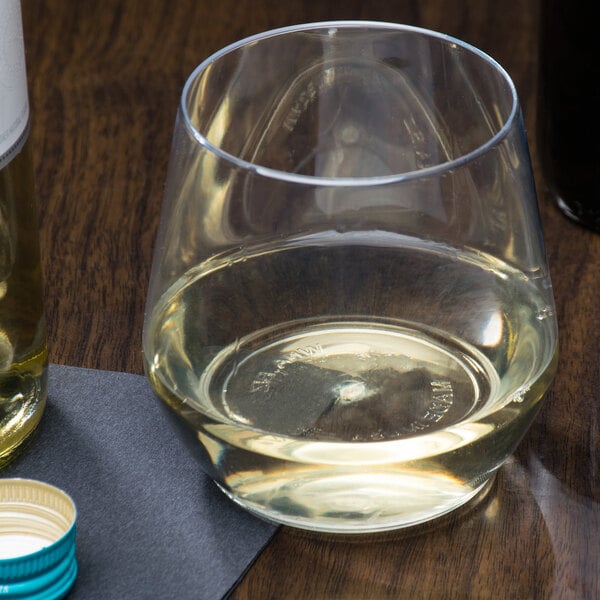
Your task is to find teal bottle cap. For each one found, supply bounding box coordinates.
[0,479,77,599]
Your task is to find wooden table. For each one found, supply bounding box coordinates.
[22,0,599,597]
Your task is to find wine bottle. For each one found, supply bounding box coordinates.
[0,0,48,468]
[538,0,599,232]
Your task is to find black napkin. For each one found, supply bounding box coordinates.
[3,364,278,599]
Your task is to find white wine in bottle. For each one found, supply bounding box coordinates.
[0,0,47,468]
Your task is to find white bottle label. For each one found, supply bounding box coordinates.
[0,0,29,164]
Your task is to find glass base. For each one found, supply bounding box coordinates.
[0,418,43,470]
[215,473,496,534]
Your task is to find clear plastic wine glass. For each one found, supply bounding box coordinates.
[143,21,558,533]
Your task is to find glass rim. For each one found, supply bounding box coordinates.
[180,20,519,188]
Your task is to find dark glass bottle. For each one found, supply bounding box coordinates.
[538,0,599,232]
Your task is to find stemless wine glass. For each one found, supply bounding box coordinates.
[143,21,558,533]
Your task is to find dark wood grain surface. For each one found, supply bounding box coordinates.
[21,0,599,597]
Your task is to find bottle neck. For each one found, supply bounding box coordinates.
[0,0,30,169]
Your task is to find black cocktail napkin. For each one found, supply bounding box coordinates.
[3,364,278,599]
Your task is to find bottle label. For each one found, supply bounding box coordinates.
[0,0,29,168]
